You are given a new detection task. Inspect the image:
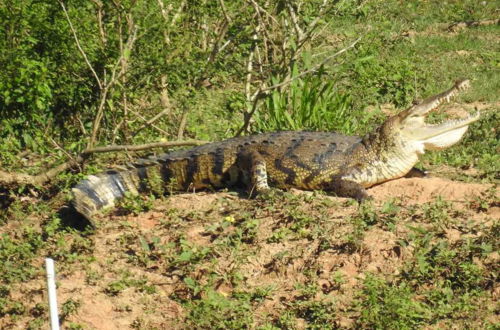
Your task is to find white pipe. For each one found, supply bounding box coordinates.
[45,258,60,330]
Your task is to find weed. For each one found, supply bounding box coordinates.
[355,275,431,329]
[380,199,402,231]
[117,192,155,216]
[293,300,337,329]
[185,288,253,329]
[345,202,378,250]
[2,301,25,318]
[60,298,81,321]
[254,65,377,134]
[168,239,212,271]
[467,187,498,212]
[422,196,452,225]
[105,273,155,297]
[0,229,43,283]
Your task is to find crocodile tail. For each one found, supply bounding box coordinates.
[71,166,153,221]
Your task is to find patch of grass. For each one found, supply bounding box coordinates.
[355,274,431,329]
[168,239,213,270]
[379,199,402,231]
[60,298,81,322]
[254,67,378,134]
[345,202,378,251]
[0,229,44,284]
[0,286,25,317]
[184,288,254,329]
[105,273,156,297]
[117,192,155,216]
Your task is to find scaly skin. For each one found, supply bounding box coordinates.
[72,79,480,220]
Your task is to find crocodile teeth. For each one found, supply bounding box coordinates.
[457,79,471,90]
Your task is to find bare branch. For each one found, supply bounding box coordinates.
[129,108,171,137]
[260,37,361,93]
[170,0,186,27]
[245,25,261,101]
[218,0,231,23]
[133,75,172,136]
[88,26,139,149]
[90,0,107,46]
[59,0,103,90]
[0,140,208,187]
[82,140,207,155]
[248,0,278,25]
[235,89,263,136]
[207,19,230,63]
[133,108,171,136]
[0,156,86,186]
[177,109,188,140]
[286,1,304,41]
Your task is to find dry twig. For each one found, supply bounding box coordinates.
[0,140,207,187]
[59,0,102,90]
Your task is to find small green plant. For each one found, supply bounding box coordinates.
[345,202,378,250]
[105,273,155,297]
[355,275,431,329]
[0,286,25,317]
[293,300,337,328]
[0,229,44,283]
[380,199,402,231]
[169,239,212,270]
[66,323,85,330]
[60,298,81,321]
[420,196,463,232]
[117,192,155,216]
[185,288,253,329]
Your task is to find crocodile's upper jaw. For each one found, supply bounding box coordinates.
[348,79,481,187]
[397,79,480,152]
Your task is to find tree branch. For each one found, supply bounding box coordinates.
[59,0,103,90]
[82,140,207,154]
[0,140,208,187]
[260,37,361,93]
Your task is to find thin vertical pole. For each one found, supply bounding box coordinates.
[45,258,60,330]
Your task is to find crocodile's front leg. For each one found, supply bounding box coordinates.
[237,149,270,196]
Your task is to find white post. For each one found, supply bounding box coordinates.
[45,258,60,330]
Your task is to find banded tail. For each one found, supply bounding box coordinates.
[71,165,158,221]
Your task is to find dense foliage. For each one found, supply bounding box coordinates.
[1,0,497,174]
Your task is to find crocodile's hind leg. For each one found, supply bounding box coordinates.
[237,149,270,196]
[328,179,371,202]
[404,167,427,178]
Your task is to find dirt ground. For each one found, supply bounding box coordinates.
[2,177,498,329]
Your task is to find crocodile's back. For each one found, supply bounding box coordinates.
[72,131,361,220]
[141,131,360,190]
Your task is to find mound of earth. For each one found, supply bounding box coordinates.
[3,177,497,329]
[369,177,496,204]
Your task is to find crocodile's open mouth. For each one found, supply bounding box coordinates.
[399,79,481,150]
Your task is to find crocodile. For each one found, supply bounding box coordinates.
[72,79,480,220]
